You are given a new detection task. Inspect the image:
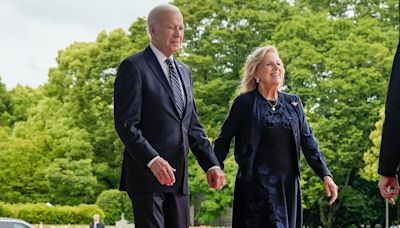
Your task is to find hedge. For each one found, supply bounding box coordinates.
[0,202,104,224]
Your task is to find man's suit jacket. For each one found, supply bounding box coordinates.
[379,42,400,177]
[89,222,105,228]
[114,46,219,194]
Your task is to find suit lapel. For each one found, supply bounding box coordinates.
[143,46,177,107]
[144,46,190,119]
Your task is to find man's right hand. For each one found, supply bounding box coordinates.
[149,157,176,186]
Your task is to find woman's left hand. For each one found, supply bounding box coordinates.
[323,176,338,205]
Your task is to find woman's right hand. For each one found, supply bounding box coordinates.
[323,176,338,205]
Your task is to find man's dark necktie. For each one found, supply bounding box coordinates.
[165,58,184,118]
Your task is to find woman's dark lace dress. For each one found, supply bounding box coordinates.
[232,92,302,228]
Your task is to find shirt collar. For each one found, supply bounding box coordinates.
[150,43,173,63]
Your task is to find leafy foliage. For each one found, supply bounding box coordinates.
[96,189,133,225]
[0,202,104,224]
[360,108,384,181]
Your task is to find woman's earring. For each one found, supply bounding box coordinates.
[255,78,259,83]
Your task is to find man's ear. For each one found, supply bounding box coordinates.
[149,24,156,37]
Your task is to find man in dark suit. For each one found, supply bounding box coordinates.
[378,42,400,204]
[114,4,225,228]
[89,214,105,228]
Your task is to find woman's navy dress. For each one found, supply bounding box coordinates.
[232,93,302,228]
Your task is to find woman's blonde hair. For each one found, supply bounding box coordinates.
[240,45,284,93]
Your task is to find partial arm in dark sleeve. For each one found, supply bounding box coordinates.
[379,43,400,177]
[114,59,158,167]
[297,97,332,179]
[188,103,221,172]
[213,96,244,169]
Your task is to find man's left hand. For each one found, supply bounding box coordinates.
[206,167,225,190]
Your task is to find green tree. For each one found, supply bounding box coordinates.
[0,77,11,126]
[45,29,137,190]
[46,159,99,205]
[0,98,97,204]
[295,0,399,28]
[7,85,45,125]
[269,12,396,227]
[0,137,49,203]
[360,107,384,181]
[96,189,133,225]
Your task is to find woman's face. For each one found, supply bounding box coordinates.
[256,51,285,87]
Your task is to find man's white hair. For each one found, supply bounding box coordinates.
[147,4,181,28]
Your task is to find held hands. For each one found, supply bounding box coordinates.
[206,167,226,190]
[323,176,338,205]
[149,157,176,186]
[378,175,399,205]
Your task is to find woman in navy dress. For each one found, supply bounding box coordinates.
[214,45,338,228]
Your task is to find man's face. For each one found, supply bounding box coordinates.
[150,10,184,57]
[93,214,100,222]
